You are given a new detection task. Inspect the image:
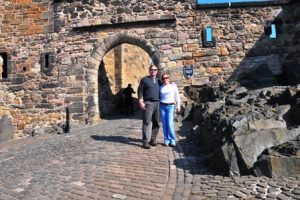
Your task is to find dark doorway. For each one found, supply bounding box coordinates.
[97,43,150,119]
[0,53,8,78]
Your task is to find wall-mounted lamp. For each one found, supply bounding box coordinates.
[202,26,216,47]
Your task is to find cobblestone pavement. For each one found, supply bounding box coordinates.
[0,115,299,200]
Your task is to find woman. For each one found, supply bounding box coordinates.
[159,73,181,147]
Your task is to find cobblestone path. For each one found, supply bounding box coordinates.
[0,116,299,200]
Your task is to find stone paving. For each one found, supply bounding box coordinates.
[0,115,299,200]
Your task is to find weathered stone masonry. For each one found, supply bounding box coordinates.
[0,0,58,138]
[0,0,299,138]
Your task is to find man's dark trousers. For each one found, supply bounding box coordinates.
[142,101,160,144]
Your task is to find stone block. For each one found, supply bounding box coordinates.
[41,82,59,89]
[206,67,222,74]
[167,61,177,68]
[182,60,195,65]
[254,155,300,178]
[11,77,24,85]
[43,24,54,33]
[67,87,84,94]
[69,107,84,114]
[193,50,206,57]
[178,32,189,40]
[149,14,160,20]
[185,44,199,52]
[160,44,172,50]
[8,85,22,92]
[191,78,209,86]
[0,116,14,143]
[219,47,229,56]
[64,96,83,103]
[69,101,83,108]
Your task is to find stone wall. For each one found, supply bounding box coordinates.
[0,0,299,138]
[0,0,60,138]
[122,44,149,94]
[103,44,149,95]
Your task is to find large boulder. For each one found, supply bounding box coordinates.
[253,135,300,177]
[0,116,14,143]
[233,127,300,171]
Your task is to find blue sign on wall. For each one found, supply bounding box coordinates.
[197,0,281,7]
[206,27,213,42]
[197,0,274,4]
[270,24,277,39]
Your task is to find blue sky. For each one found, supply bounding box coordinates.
[198,0,273,4]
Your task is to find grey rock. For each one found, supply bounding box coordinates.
[0,116,14,143]
[248,119,287,130]
[32,128,46,137]
[234,127,299,171]
[253,135,300,177]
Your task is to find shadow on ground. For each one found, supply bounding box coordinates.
[100,110,142,121]
[91,135,142,147]
[173,120,224,176]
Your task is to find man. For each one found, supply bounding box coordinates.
[123,83,135,116]
[138,64,160,149]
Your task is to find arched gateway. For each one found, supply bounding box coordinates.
[87,33,161,123]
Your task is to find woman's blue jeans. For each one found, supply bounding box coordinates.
[160,104,175,145]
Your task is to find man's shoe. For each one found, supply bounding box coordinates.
[149,140,157,146]
[142,142,151,149]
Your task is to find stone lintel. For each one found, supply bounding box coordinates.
[72,18,176,32]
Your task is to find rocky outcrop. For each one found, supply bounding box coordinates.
[186,83,300,177]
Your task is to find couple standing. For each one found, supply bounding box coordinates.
[137,64,181,149]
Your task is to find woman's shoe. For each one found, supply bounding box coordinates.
[169,143,176,147]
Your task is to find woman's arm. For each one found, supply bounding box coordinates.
[174,84,181,112]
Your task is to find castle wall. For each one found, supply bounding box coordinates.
[0,0,299,137]
[0,0,61,138]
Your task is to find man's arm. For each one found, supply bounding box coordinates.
[138,78,145,110]
[137,78,144,99]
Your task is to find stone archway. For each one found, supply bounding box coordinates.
[87,33,160,123]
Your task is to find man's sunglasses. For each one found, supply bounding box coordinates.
[162,77,169,80]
